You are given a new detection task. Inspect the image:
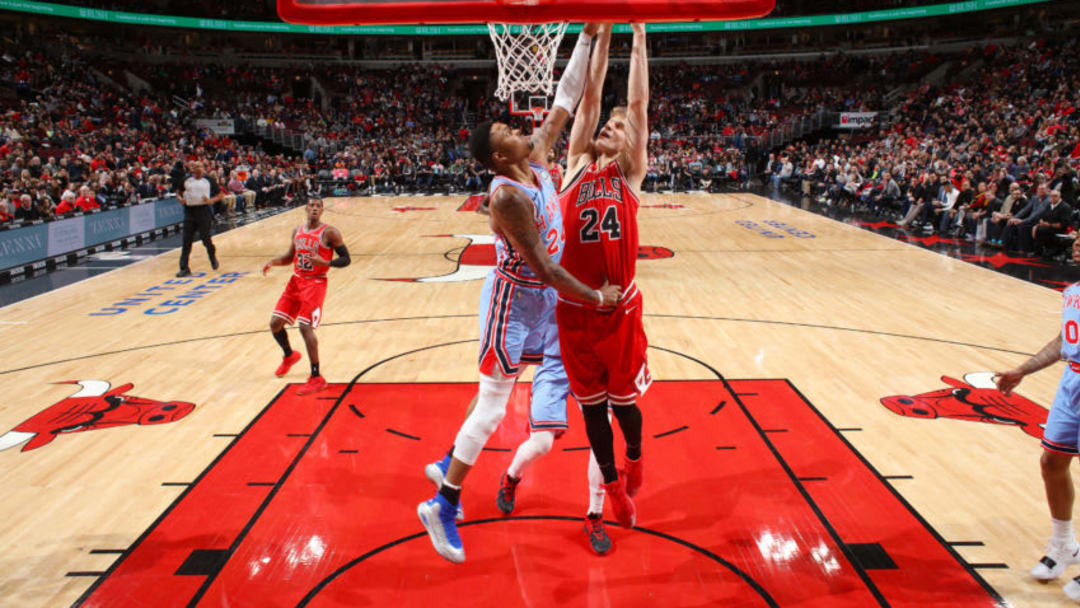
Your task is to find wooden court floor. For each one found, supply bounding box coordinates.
[0,192,1073,607]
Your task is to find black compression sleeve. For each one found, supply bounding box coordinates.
[330,244,351,268]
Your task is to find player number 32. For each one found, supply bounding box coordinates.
[579,206,622,242]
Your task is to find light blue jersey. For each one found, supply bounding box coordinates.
[488,161,565,288]
[1042,283,1080,455]
[1062,284,1080,361]
[478,161,569,433]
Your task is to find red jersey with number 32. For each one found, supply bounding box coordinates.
[294,223,332,279]
[560,160,640,306]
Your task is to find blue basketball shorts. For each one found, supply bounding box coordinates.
[477,271,568,435]
[1042,366,1080,456]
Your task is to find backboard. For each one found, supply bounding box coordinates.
[278,0,775,25]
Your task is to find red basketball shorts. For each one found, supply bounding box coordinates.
[273,275,327,328]
[556,291,651,406]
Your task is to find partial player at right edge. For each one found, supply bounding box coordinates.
[995,236,1080,604]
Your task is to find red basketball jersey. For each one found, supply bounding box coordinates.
[559,160,641,306]
[549,165,563,193]
[294,223,333,279]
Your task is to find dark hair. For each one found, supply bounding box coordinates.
[469,121,496,170]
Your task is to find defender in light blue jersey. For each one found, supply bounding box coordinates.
[995,236,1080,601]
[417,23,622,565]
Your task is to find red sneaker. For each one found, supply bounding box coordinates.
[275,352,302,377]
[601,478,636,529]
[297,375,327,396]
[624,456,643,498]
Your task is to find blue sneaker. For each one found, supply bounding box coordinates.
[417,494,465,563]
[424,453,451,487]
[424,455,464,522]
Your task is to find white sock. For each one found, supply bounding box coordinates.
[507,431,554,479]
[587,448,605,515]
[1053,518,1075,545]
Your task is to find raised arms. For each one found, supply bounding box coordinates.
[620,23,649,191]
[566,24,612,178]
[529,23,599,165]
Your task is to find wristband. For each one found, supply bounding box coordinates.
[594,289,604,306]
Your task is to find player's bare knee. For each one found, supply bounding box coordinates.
[270,317,285,332]
[1041,450,1073,477]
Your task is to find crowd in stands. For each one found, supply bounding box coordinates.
[0,40,312,226]
[0,29,991,224]
[766,37,1080,258]
[4,23,1080,267]
[298,56,925,196]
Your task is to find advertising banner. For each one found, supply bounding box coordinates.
[47,216,86,257]
[195,118,236,135]
[0,223,48,271]
[838,112,878,129]
[0,197,185,271]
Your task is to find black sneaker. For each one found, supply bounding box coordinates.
[210,256,220,271]
[585,513,612,555]
[496,472,520,515]
[176,269,192,278]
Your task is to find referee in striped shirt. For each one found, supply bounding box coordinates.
[177,161,223,277]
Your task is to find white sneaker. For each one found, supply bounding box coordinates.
[1031,540,1080,580]
[1065,575,1080,602]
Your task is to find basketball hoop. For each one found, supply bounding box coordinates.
[529,106,546,128]
[487,22,569,102]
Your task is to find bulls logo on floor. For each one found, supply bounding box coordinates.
[0,380,195,452]
[381,234,673,283]
[880,372,1048,439]
[76,376,1001,607]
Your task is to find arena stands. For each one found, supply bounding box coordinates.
[1,2,1078,266]
[768,36,1080,257]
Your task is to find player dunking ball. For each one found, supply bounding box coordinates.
[557,22,651,530]
[493,25,617,556]
[263,198,351,396]
[995,236,1080,602]
[418,22,623,564]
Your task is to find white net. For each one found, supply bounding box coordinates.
[487,22,569,102]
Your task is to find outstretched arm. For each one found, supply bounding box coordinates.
[530,23,598,164]
[263,228,297,275]
[566,24,612,179]
[490,186,620,306]
[995,333,1063,395]
[620,23,649,191]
